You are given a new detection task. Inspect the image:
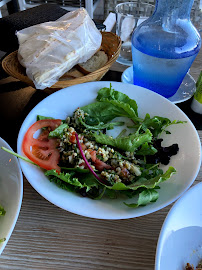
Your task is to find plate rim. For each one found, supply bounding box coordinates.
[0,137,23,255]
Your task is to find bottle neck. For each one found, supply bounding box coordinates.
[154,0,194,19]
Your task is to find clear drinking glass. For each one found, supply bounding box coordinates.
[115,1,154,66]
[191,0,202,32]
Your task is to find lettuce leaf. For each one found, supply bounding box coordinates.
[78,117,124,130]
[81,85,141,125]
[124,189,159,208]
[44,166,175,208]
[107,166,176,191]
[0,205,6,242]
[138,113,186,138]
[37,115,55,121]
[0,205,6,216]
[49,123,68,138]
[82,101,136,124]
[0,238,6,243]
[135,142,157,156]
[93,129,153,152]
[96,84,138,115]
[45,169,99,192]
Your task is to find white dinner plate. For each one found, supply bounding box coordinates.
[0,138,23,254]
[121,66,196,104]
[17,81,201,219]
[155,182,202,270]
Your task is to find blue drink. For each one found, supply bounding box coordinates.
[132,46,197,98]
[131,0,201,98]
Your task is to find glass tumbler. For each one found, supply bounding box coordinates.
[115,1,154,66]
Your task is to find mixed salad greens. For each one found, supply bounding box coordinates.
[2,85,185,208]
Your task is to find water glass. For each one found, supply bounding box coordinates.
[115,1,154,66]
[191,0,202,32]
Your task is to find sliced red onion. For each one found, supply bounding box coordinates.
[75,132,107,185]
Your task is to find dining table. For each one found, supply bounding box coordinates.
[0,44,201,269]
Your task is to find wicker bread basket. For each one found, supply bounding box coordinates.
[2,32,121,93]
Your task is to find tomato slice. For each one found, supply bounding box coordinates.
[22,119,62,172]
[69,132,76,144]
[89,150,96,163]
[120,167,129,178]
[94,159,111,171]
[81,143,87,151]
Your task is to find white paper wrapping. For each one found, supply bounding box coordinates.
[16,8,102,90]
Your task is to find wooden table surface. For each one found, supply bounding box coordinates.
[0,47,201,269]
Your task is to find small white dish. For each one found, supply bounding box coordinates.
[17,81,201,220]
[155,182,202,270]
[121,66,196,104]
[0,138,23,255]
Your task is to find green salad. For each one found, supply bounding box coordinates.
[2,85,185,208]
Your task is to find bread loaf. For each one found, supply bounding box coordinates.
[77,51,108,74]
[16,8,102,90]
[59,67,84,80]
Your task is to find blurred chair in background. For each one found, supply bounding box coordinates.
[0,4,68,53]
[0,0,11,17]
[17,0,102,18]
[0,0,18,17]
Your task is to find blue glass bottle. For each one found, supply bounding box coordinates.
[131,0,201,98]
